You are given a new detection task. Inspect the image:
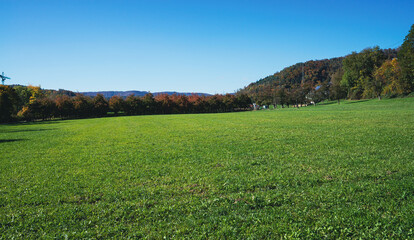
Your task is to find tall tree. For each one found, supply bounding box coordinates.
[342,47,385,99]
[13,86,32,110]
[276,87,287,108]
[142,93,157,114]
[126,94,144,115]
[93,94,109,117]
[73,95,94,118]
[109,95,125,115]
[374,58,405,97]
[36,98,56,120]
[55,95,74,118]
[314,81,330,104]
[329,69,346,104]
[27,85,44,104]
[398,24,414,92]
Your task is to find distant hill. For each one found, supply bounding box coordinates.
[80,91,211,98]
[9,85,211,99]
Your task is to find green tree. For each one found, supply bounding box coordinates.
[398,24,414,92]
[222,94,235,112]
[142,93,157,114]
[125,94,144,115]
[329,69,346,104]
[13,86,32,110]
[314,81,330,104]
[234,93,252,109]
[73,95,94,118]
[342,47,385,99]
[276,87,287,108]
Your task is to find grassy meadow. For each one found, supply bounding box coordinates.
[1,97,414,239]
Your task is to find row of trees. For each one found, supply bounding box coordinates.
[0,85,252,122]
[240,24,414,106]
[247,80,344,108]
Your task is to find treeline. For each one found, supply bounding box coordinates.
[240,24,414,106]
[0,85,251,122]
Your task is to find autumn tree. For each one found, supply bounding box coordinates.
[109,95,125,115]
[27,85,45,104]
[18,97,55,121]
[188,94,205,113]
[92,94,109,117]
[36,98,56,120]
[55,95,74,119]
[17,86,57,120]
[176,95,191,113]
[374,58,405,97]
[73,95,93,118]
[207,95,221,112]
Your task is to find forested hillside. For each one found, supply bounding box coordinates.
[239,47,400,106]
[240,57,343,105]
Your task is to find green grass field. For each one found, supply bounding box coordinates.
[1,98,414,239]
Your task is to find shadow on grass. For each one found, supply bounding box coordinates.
[2,119,63,126]
[0,139,26,144]
[1,128,56,133]
[345,100,370,104]
[317,101,337,106]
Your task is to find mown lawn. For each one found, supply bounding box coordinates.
[1,98,414,239]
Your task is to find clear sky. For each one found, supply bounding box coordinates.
[1,0,413,94]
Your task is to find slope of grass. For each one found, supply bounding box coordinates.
[1,98,414,239]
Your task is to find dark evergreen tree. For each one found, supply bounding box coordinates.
[398,24,414,92]
[0,85,18,122]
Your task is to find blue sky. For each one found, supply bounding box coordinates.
[1,0,413,94]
